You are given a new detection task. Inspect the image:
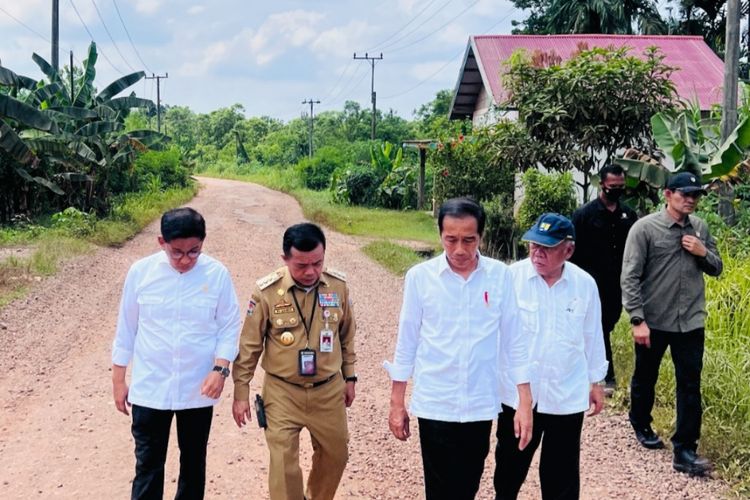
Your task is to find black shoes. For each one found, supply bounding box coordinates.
[633,425,665,449]
[673,449,712,476]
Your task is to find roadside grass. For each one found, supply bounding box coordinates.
[362,240,427,276]
[197,166,439,244]
[0,185,197,305]
[611,247,750,496]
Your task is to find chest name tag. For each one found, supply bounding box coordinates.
[318,293,340,308]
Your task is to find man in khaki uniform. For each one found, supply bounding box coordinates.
[232,223,357,500]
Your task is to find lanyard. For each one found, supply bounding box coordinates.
[291,286,318,348]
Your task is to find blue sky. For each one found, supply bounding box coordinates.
[0,0,520,121]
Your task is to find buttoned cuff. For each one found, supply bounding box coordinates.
[215,344,239,364]
[588,361,609,384]
[233,383,250,401]
[112,348,132,367]
[507,365,530,386]
[629,308,645,321]
[382,360,413,381]
[341,364,356,379]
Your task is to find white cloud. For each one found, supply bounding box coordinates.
[134,0,162,15]
[312,20,371,59]
[0,0,46,26]
[409,60,453,80]
[396,0,420,14]
[437,23,471,45]
[187,5,205,15]
[475,0,515,18]
[248,10,324,65]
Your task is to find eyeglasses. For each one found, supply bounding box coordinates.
[676,190,702,199]
[167,248,201,260]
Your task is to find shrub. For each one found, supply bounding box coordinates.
[517,169,577,231]
[379,163,418,209]
[482,194,518,261]
[295,146,347,190]
[331,164,383,206]
[133,147,190,191]
[51,207,97,237]
[431,129,515,207]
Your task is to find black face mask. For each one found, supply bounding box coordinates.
[603,187,624,202]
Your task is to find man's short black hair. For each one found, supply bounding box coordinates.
[438,197,486,235]
[283,223,326,257]
[160,207,206,242]
[599,164,625,182]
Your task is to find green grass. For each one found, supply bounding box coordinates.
[198,166,439,244]
[0,185,198,304]
[611,247,750,496]
[361,240,427,276]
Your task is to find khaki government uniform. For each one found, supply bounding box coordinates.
[233,266,356,500]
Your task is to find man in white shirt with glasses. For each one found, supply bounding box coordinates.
[496,213,607,500]
[111,207,241,499]
[385,197,533,500]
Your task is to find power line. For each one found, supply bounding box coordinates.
[318,59,355,102]
[387,0,481,54]
[322,63,366,108]
[90,0,137,72]
[366,0,443,52]
[380,8,518,100]
[112,0,153,73]
[69,0,124,74]
[323,69,370,111]
[353,52,384,139]
[0,5,51,43]
[377,0,454,52]
[302,98,321,157]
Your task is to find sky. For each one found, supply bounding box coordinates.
[0,0,523,122]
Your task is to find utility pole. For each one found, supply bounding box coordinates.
[353,52,383,140]
[69,50,74,102]
[145,73,168,133]
[51,0,59,71]
[721,0,740,141]
[302,98,320,157]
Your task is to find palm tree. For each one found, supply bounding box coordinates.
[546,0,666,34]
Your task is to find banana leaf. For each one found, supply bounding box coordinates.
[127,129,170,149]
[0,66,37,89]
[708,117,750,182]
[31,175,65,195]
[94,104,118,122]
[74,42,98,108]
[47,106,99,121]
[31,82,65,106]
[31,53,60,83]
[107,96,155,113]
[54,172,93,183]
[97,71,146,103]
[23,136,103,166]
[0,95,59,133]
[75,121,124,137]
[0,119,34,162]
[614,158,671,189]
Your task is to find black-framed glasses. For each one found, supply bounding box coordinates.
[167,248,201,260]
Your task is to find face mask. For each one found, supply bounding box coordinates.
[603,187,624,202]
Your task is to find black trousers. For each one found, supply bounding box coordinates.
[131,405,213,500]
[494,405,584,500]
[629,328,704,453]
[417,417,492,500]
[599,284,623,384]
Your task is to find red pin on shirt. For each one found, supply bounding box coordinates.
[484,291,489,307]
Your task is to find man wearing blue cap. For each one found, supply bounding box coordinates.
[621,172,722,476]
[496,213,608,500]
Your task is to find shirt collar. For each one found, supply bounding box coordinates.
[155,250,204,273]
[657,207,691,228]
[437,251,484,276]
[279,266,330,291]
[525,258,570,285]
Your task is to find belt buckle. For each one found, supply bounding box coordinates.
[303,382,314,389]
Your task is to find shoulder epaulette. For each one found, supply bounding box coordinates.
[324,268,347,282]
[257,271,283,290]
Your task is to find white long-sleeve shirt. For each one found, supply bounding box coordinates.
[112,251,241,410]
[501,259,608,415]
[384,253,529,422]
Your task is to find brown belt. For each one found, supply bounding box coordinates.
[268,372,338,389]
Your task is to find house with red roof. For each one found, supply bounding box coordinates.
[449,34,724,126]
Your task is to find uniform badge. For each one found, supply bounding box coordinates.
[277,288,285,296]
[273,301,295,315]
[276,318,284,326]
[280,331,295,346]
[318,293,340,307]
[289,317,297,325]
[247,299,257,317]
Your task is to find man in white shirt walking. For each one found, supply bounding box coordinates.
[496,213,608,500]
[111,207,241,500]
[385,197,532,500]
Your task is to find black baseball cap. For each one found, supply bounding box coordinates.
[522,213,575,247]
[666,172,707,195]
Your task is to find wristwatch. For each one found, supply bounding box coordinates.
[212,365,230,378]
[345,375,358,383]
[630,316,644,326]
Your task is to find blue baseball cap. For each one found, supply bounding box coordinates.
[666,172,707,195]
[522,213,575,247]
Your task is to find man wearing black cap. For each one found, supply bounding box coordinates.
[496,213,607,499]
[621,172,722,476]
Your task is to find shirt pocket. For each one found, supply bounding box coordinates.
[184,296,218,323]
[137,294,164,319]
[517,300,539,334]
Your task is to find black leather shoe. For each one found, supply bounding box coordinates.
[673,449,712,476]
[633,425,665,449]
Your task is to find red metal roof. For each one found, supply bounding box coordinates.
[452,34,724,117]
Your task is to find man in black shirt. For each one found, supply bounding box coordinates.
[571,164,637,395]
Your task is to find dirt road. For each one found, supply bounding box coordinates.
[0,177,730,499]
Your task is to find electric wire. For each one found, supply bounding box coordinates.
[69,0,124,74]
[321,63,366,109]
[366,0,442,52]
[112,0,154,73]
[90,0,137,72]
[377,0,454,52]
[0,5,50,43]
[386,0,481,54]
